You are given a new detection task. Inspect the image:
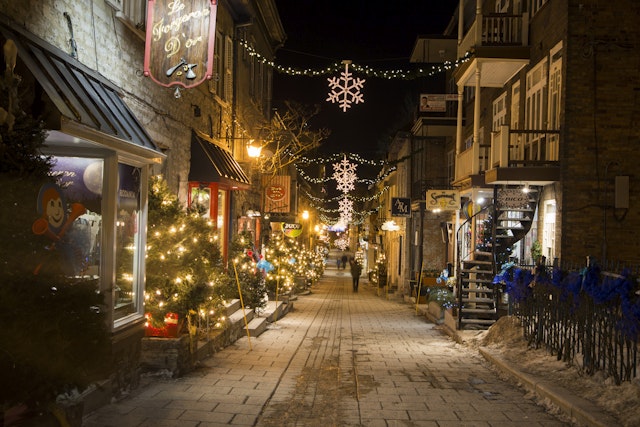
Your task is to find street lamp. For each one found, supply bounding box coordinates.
[246,139,262,158]
[301,210,311,248]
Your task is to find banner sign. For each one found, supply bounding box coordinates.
[497,188,530,210]
[144,0,217,89]
[426,190,459,211]
[263,175,291,213]
[391,197,411,217]
[282,223,302,238]
[419,94,445,112]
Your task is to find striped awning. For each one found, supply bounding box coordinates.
[0,15,163,160]
[189,130,250,189]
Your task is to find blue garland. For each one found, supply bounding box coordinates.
[494,264,640,340]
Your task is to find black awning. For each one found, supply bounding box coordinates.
[0,15,162,158]
[189,130,250,189]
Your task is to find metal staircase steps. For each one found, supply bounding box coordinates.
[456,185,540,330]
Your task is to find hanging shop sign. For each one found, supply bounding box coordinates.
[263,175,291,213]
[282,223,302,238]
[426,190,459,211]
[144,0,217,89]
[497,188,530,210]
[391,197,411,217]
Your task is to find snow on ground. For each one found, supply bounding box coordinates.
[466,316,640,427]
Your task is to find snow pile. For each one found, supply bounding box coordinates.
[478,316,640,427]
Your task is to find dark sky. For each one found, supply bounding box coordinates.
[272,0,459,156]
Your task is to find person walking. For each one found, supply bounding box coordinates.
[340,253,348,270]
[349,257,362,292]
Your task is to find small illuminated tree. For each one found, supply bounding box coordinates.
[144,176,227,334]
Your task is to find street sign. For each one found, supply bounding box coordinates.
[391,197,411,217]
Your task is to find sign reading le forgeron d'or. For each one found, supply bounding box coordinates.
[144,0,218,88]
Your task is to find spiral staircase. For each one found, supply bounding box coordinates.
[456,185,539,329]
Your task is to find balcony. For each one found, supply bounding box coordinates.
[455,13,530,88]
[484,125,560,185]
[453,141,490,187]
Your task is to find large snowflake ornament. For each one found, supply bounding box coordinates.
[332,155,358,193]
[334,235,349,251]
[338,198,354,224]
[327,60,365,112]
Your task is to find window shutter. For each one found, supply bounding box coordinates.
[224,36,233,101]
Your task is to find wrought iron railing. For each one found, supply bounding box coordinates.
[496,262,640,384]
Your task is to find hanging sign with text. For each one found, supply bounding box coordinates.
[282,223,303,238]
[391,197,411,217]
[497,188,530,210]
[144,0,217,88]
[426,190,459,211]
[263,175,291,213]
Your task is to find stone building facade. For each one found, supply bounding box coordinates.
[0,0,284,409]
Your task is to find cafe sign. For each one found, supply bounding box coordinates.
[426,190,459,211]
[282,223,302,238]
[144,0,217,89]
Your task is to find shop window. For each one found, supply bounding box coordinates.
[114,163,143,321]
[49,157,104,280]
[543,200,556,260]
[190,186,212,217]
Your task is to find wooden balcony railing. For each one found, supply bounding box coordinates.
[490,125,560,168]
[459,13,529,56]
[454,142,490,182]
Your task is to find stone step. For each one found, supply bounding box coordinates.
[262,300,292,323]
[228,307,254,325]
[245,316,268,337]
[224,299,241,316]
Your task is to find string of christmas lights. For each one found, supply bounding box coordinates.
[301,186,389,204]
[296,163,396,186]
[298,153,387,166]
[239,39,471,80]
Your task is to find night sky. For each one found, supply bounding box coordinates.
[272,0,459,157]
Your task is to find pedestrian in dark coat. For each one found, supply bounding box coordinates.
[341,254,348,270]
[349,257,362,292]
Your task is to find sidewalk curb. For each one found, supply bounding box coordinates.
[477,347,619,427]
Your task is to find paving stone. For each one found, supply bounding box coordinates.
[85,267,575,427]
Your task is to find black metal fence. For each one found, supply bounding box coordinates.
[497,262,640,384]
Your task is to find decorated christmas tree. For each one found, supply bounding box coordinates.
[143,176,227,336]
[228,231,268,312]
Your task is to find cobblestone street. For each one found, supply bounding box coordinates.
[85,267,570,427]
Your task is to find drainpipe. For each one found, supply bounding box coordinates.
[458,0,464,47]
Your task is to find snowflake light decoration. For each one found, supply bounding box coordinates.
[327,60,365,112]
[338,197,353,216]
[334,235,349,251]
[332,155,358,193]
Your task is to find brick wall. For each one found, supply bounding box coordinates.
[562,0,640,263]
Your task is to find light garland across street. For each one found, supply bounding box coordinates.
[239,39,471,80]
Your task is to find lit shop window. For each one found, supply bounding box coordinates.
[114,163,143,320]
[190,186,211,217]
[48,157,104,281]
